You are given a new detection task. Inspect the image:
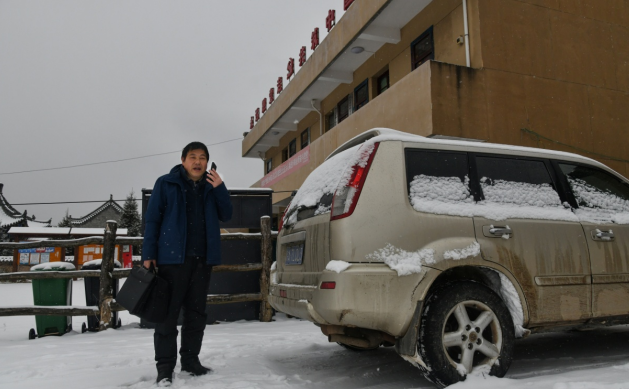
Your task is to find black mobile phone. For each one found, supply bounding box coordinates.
[211,162,217,171]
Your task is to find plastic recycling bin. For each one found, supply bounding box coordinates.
[81,259,122,332]
[30,262,75,339]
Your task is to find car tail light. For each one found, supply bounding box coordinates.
[278,201,291,233]
[320,281,336,289]
[330,142,380,221]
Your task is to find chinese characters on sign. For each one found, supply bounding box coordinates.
[287,57,295,79]
[299,46,307,67]
[248,4,344,129]
[326,10,336,31]
[311,28,320,50]
[261,146,310,187]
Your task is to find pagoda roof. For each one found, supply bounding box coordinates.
[68,195,123,226]
[0,183,52,229]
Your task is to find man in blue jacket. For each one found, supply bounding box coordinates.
[143,141,232,385]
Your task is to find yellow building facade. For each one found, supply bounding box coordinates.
[243,0,629,219]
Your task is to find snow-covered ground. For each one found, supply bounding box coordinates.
[1,281,629,389]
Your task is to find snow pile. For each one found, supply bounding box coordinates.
[409,175,577,222]
[569,177,629,224]
[325,260,351,273]
[480,178,561,208]
[409,175,473,204]
[493,270,527,338]
[365,244,435,276]
[81,259,122,268]
[285,145,359,225]
[270,261,277,284]
[30,262,75,271]
[443,242,480,260]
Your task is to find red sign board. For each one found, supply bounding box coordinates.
[311,28,320,50]
[255,108,260,122]
[277,77,283,94]
[261,146,310,187]
[262,98,267,113]
[287,58,295,79]
[299,46,307,67]
[344,0,354,11]
[269,88,275,104]
[326,10,336,32]
[250,116,254,129]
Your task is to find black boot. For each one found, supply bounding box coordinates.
[156,365,174,386]
[181,362,213,376]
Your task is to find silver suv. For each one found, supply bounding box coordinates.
[269,128,629,387]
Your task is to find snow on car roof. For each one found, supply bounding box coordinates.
[329,128,600,167]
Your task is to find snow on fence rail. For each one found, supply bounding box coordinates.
[0,218,276,328]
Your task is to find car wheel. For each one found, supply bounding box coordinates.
[418,281,514,387]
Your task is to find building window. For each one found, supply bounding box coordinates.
[282,147,289,162]
[411,27,434,70]
[300,128,310,149]
[288,139,297,158]
[377,71,389,95]
[354,79,369,111]
[266,159,272,174]
[337,96,349,123]
[326,111,336,132]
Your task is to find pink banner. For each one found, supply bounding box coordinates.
[261,146,310,187]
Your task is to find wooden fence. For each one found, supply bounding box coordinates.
[0,217,276,329]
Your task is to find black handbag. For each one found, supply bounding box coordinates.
[117,264,170,323]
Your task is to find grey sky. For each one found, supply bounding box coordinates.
[0,0,343,224]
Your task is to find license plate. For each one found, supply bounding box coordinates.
[285,243,304,265]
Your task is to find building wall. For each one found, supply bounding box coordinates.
[430,0,629,176]
[254,0,629,202]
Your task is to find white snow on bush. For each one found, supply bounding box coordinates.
[410,176,578,222]
[365,244,435,276]
[493,270,527,338]
[325,260,351,273]
[30,262,76,271]
[443,242,480,260]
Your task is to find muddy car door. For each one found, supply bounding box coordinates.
[471,155,592,327]
[557,162,629,318]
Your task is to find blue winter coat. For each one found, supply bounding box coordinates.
[142,165,233,265]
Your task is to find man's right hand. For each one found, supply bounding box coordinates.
[144,260,156,269]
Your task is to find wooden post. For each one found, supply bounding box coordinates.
[99,221,117,330]
[259,216,273,322]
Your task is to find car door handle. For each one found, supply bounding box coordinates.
[489,226,512,236]
[592,229,614,241]
[483,225,513,239]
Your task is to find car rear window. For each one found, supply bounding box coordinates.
[284,144,362,225]
[476,157,561,207]
[405,149,472,204]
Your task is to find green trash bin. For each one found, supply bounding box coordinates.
[30,262,75,339]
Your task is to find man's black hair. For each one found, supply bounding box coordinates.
[182,141,209,160]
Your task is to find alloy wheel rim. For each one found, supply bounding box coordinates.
[441,300,503,374]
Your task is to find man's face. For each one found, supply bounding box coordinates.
[181,149,208,181]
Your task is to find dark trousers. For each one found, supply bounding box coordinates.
[154,256,212,370]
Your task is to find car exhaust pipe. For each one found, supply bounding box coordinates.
[321,325,395,349]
